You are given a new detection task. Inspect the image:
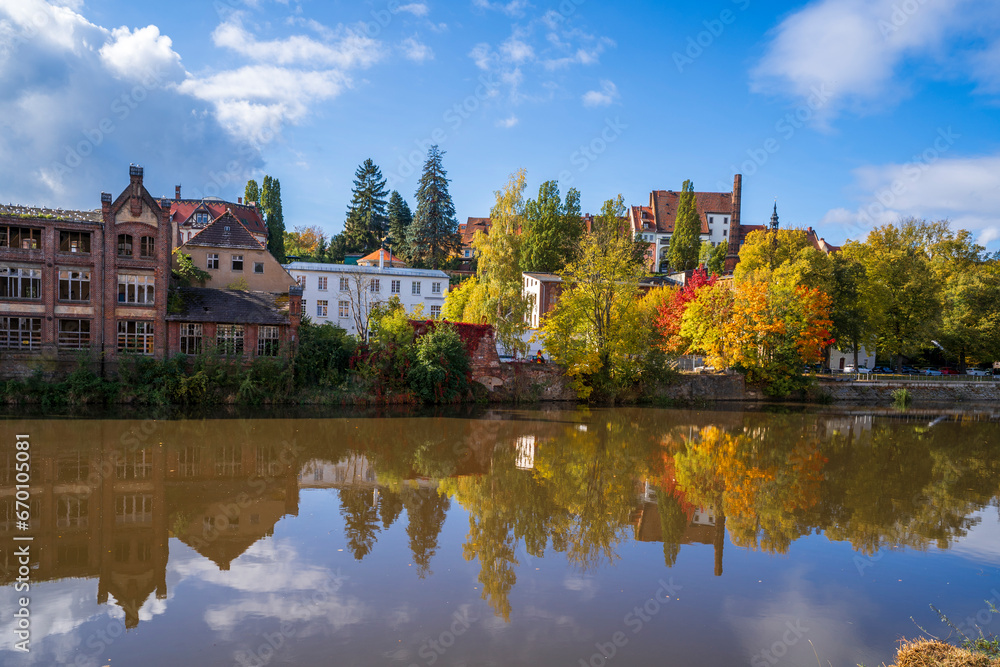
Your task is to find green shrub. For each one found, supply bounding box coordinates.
[295,322,356,387]
[408,324,470,403]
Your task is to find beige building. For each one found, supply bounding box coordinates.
[176,211,295,292]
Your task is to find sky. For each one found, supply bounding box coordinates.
[1,0,1000,249]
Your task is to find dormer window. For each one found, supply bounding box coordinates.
[195,212,209,225]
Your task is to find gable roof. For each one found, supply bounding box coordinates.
[460,217,491,245]
[643,189,735,235]
[357,248,407,267]
[159,197,268,239]
[182,211,264,250]
[166,288,291,324]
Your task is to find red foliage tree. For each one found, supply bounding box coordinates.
[655,268,717,354]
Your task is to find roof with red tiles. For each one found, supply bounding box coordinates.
[646,189,736,235]
[357,248,408,267]
[181,210,264,250]
[159,197,268,239]
[460,217,492,245]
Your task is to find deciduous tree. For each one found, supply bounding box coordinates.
[667,180,700,272]
[520,181,584,273]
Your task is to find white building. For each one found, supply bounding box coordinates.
[284,262,449,337]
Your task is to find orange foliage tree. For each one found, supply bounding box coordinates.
[655,268,718,354]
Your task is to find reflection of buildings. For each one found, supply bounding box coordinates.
[631,480,727,577]
[0,436,299,628]
[515,436,536,470]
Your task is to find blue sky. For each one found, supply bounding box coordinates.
[2,0,1000,249]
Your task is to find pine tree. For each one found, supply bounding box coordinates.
[408,146,461,269]
[244,179,260,206]
[260,176,286,263]
[386,190,413,261]
[344,159,389,254]
[667,180,701,272]
[521,181,584,273]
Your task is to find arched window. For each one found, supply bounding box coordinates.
[118,234,133,257]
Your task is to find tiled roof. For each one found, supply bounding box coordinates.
[182,211,264,250]
[159,198,268,238]
[166,288,291,324]
[285,261,449,279]
[648,190,734,234]
[461,217,491,245]
[357,248,407,267]
[806,227,841,254]
[0,204,103,223]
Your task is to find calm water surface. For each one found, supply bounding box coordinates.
[1,407,999,666]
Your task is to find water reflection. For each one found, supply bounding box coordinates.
[2,408,999,636]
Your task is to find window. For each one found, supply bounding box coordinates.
[254,262,264,274]
[0,267,41,300]
[0,226,41,249]
[338,300,349,318]
[58,319,90,349]
[140,236,155,258]
[339,277,349,291]
[316,300,328,317]
[370,278,380,293]
[464,249,471,258]
[177,446,201,477]
[117,321,154,354]
[59,231,90,253]
[179,323,202,354]
[207,253,219,270]
[117,234,133,257]
[318,276,328,290]
[116,448,151,480]
[231,255,243,271]
[412,281,421,295]
[708,216,714,225]
[296,275,306,287]
[0,317,41,350]
[57,497,88,529]
[195,212,209,225]
[301,300,307,316]
[217,324,244,355]
[58,270,90,302]
[430,305,441,319]
[431,282,442,294]
[391,280,401,294]
[258,325,280,356]
[115,494,152,525]
[118,274,155,304]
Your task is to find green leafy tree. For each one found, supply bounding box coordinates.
[708,240,728,276]
[442,277,478,321]
[260,175,286,262]
[344,159,389,254]
[667,180,701,272]
[467,170,533,355]
[172,250,210,286]
[408,324,470,403]
[734,228,833,292]
[520,180,583,273]
[408,146,461,268]
[386,190,413,261]
[244,179,260,205]
[541,195,649,398]
[829,253,871,370]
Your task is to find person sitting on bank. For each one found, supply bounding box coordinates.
[535,350,545,364]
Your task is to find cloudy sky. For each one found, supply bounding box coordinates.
[2,0,999,248]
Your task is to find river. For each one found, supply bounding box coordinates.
[1,406,999,666]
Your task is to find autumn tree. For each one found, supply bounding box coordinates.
[667,180,700,272]
[520,181,584,273]
[467,169,533,355]
[655,268,717,355]
[734,228,833,292]
[541,195,649,397]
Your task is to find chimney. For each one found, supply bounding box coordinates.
[101,192,112,216]
[238,197,243,204]
[175,185,181,200]
[130,164,143,183]
[379,248,385,270]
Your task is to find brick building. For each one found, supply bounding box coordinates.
[0,166,301,378]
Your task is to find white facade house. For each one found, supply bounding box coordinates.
[284,262,449,337]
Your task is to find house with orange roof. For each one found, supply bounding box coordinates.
[356,247,408,268]
[158,185,268,250]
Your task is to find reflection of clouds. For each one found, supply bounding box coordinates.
[950,510,1000,565]
[563,573,598,601]
[171,539,333,593]
[723,567,879,667]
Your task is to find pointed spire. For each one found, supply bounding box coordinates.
[769,200,779,230]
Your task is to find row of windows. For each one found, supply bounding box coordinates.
[299,275,442,295]
[0,267,153,304]
[1,227,154,255]
[117,234,155,259]
[206,253,264,273]
[180,323,280,356]
[310,300,442,321]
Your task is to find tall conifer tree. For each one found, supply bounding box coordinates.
[344,159,389,254]
[408,146,461,269]
[667,180,701,272]
[260,175,286,263]
[386,190,413,260]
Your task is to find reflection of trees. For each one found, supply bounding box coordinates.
[378,489,404,529]
[402,487,450,578]
[339,489,380,560]
[656,491,688,568]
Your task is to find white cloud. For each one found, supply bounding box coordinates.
[99,25,185,82]
[177,66,349,142]
[401,36,433,62]
[496,114,518,128]
[821,153,1000,247]
[582,79,618,107]
[500,36,534,64]
[212,17,382,69]
[472,0,529,18]
[397,2,429,17]
[751,0,1000,120]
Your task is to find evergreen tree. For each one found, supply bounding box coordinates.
[408,146,461,269]
[244,179,260,205]
[520,181,584,273]
[260,176,286,263]
[344,159,389,254]
[667,180,701,272]
[386,190,413,260]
